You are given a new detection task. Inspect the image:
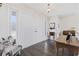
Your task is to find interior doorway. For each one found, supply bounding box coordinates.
[10,10,17,39]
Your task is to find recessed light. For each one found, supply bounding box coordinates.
[48,8,51,11]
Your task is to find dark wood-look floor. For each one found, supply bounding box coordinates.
[21,39,74,56]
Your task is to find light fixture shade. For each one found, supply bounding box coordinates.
[0,3,2,7]
[48,4,50,6]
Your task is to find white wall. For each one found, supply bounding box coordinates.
[60,15,79,32]
[59,14,79,40]
[0,4,9,41]
[7,3,47,48]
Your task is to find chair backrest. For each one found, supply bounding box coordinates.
[0,47,5,56]
[6,51,12,56]
[12,45,22,56]
[2,38,5,41]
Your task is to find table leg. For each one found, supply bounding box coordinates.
[62,48,64,56]
[56,48,59,56]
[73,49,78,56]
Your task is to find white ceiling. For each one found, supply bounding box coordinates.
[25,3,79,17]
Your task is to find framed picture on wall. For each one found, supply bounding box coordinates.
[50,22,55,29]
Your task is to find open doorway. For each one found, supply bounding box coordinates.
[10,11,17,39]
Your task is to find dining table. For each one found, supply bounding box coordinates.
[55,35,79,56]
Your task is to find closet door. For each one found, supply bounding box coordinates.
[32,14,46,44]
[19,12,34,47]
[17,10,46,48]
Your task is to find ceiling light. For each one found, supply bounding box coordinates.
[47,4,51,13]
[48,8,51,11]
[0,3,2,7]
